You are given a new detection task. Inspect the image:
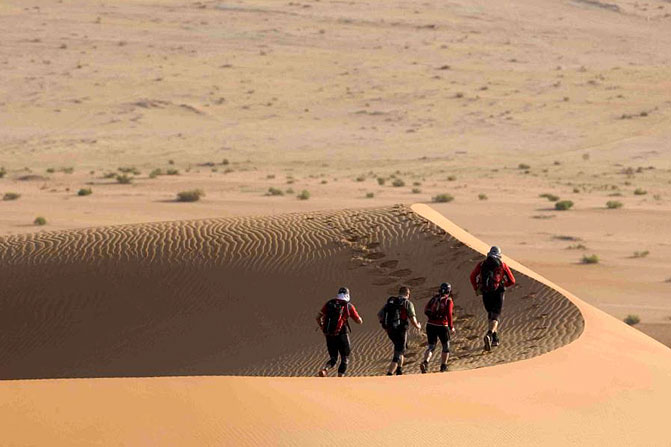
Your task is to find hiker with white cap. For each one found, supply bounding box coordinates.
[470,246,516,351]
[316,287,363,377]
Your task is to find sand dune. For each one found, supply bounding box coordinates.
[0,205,581,380]
[0,204,669,446]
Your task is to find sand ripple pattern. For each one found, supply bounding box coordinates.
[0,206,583,379]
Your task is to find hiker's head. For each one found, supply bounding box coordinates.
[337,287,350,302]
[439,282,452,296]
[488,246,502,259]
[398,286,410,298]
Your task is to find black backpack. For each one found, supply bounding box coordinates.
[480,256,502,293]
[425,295,447,320]
[382,296,406,331]
[323,299,347,335]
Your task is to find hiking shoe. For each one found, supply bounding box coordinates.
[492,332,500,347]
[318,368,328,377]
[440,364,448,372]
[483,334,492,351]
[386,372,393,376]
[420,362,428,374]
[395,367,403,376]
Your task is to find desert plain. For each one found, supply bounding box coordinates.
[1,0,671,444]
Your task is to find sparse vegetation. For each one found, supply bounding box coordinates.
[555,200,574,211]
[77,188,92,196]
[567,244,587,250]
[447,175,456,181]
[518,163,530,170]
[0,167,6,178]
[432,193,454,203]
[366,192,375,199]
[266,174,276,179]
[3,192,20,201]
[391,179,405,187]
[266,187,284,196]
[33,216,47,226]
[297,190,311,200]
[581,254,599,264]
[46,168,56,174]
[176,189,205,202]
[377,177,386,186]
[478,193,488,200]
[166,168,180,176]
[285,188,294,194]
[118,166,140,175]
[632,250,649,258]
[539,193,559,202]
[606,200,623,209]
[355,175,366,182]
[149,168,163,179]
[116,174,133,184]
[623,315,640,326]
[633,188,647,195]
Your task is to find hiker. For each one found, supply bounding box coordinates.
[378,286,421,376]
[316,287,363,377]
[470,246,516,351]
[420,282,455,373]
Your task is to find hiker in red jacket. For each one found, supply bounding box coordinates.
[316,287,363,377]
[470,246,516,351]
[420,283,455,373]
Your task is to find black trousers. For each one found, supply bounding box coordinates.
[325,333,351,374]
[483,289,505,321]
[426,324,450,353]
[386,328,408,362]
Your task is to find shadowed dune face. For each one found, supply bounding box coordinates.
[0,206,583,379]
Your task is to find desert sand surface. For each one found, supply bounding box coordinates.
[0,204,669,446]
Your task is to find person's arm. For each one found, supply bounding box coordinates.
[447,299,455,332]
[316,304,327,328]
[407,302,421,330]
[377,307,385,324]
[502,263,516,287]
[470,262,482,290]
[349,303,363,325]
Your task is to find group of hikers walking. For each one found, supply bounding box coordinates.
[316,246,516,377]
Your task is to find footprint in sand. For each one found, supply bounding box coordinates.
[379,260,399,269]
[365,252,386,260]
[390,269,412,277]
[406,277,426,286]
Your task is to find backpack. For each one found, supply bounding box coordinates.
[323,299,348,335]
[425,295,448,320]
[382,296,407,331]
[480,256,503,293]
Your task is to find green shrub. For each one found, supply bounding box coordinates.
[555,200,574,211]
[411,188,421,194]
[567,244,587,250]
[103,172,117,179]
[46,167,55,174]
[3,192,20,201]
[149,168,163,179]
[623,315,640,326]
[606,200,623,209]
[77,188,92,196]
[176,189,205,202]
[297,190,310,200]
[166,168,180,176]
[321,180,328,184]
[632,250,649,258]
[266,187,284,196]
[581,254,599,264]
[0,167,6,178]
[61,167,74,174]
[366,192,374,199]
[413,181,422,186]
[285,188,294,194]
[267,174,276,179]
[116,174,133,184]
[391,179,405,187]
[447,175,456,181]
[222,158,230,165]
[355,175,366,182]
[633,188,647,195]
[573,187,580,193]
[539,193,559,202]
[33,216,47,226]
[118,166,140,175]
[518,163,530,170]
[478,193,488,200]
[432,193,454,203]
[376,177,386,186]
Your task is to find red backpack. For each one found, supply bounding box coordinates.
[425,295,449,320]
[322,299,349,335]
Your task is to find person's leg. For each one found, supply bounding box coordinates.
[483,293,494,350]
[491,290,504,346]
[319,335,339,376]
[396,330,408,375]
[337,333,351,377]
[422,325,438,373]
[387,330,406,375]
[439,326,450,371]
